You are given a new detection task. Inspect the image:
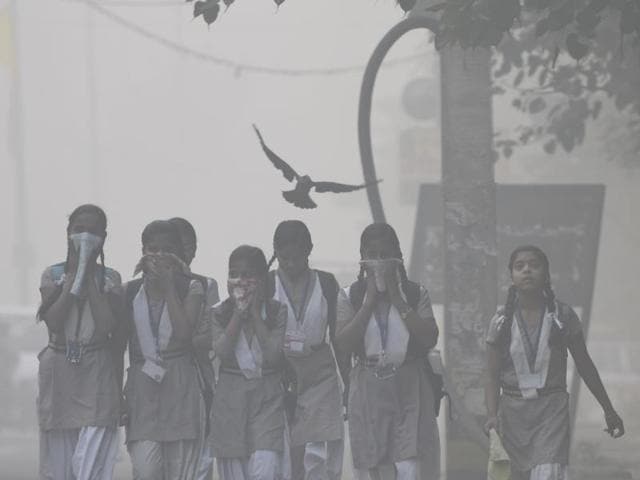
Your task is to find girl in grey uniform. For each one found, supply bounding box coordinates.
[267,220,346,480]
[210,245,288,480]
[335,223,440,480]
[37,204,122,480]
[169,216,220,480]
[122,220,206,480]
[484,245,624,480]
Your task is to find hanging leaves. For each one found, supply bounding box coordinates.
[566,32,589,60]
[203,2,220,25]
[620,1,638,35]
[193,0,207,18]
[543,139,557,154]
[547,1,575,32]
[529,97,547,114]
[193,0,220,25]
[223,0,235,9]
[397,0,417,13]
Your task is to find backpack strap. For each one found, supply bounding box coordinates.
[316,270,339,341]
[125,278,144,310]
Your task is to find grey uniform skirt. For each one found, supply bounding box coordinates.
[498,390,570,472]
[211,370,286,458]
[125,354,203,443]
[348,358,439,470]
[288,343,343,447]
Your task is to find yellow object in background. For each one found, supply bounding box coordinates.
[0,4,13,68]
[488,429,511,480]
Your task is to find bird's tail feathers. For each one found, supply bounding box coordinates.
[283,190,317,209]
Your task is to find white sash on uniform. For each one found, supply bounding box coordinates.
[234,306,269,380]
[509,304,557,399]
[275,271,328,355]
[364,302,409,368]
[132,284,173,383]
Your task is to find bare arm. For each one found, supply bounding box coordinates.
[212,307,245,363]
[162,280,195,342]
[387,270,438,349]
[484,343,501,432]
[569,336,624,437]
[40,273,75,334]
[335,302,374,354]
[390,294,439,350]
[335,277,377,353]
[87,273,119,338]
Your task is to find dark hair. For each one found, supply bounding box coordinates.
[141,220,186,261]
[38,204,108,319]
[267,220,313,269]
[499,245,561,346]
[219,245,276,326]
[168,217,197,245]
[229,244,269,277]
[352,223,410,306]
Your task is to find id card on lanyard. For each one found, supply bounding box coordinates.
[282,273,311,357]
[374,302,396,379]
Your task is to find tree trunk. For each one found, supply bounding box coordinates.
[440,44,497,480]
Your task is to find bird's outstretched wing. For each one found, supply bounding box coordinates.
[313,179,382,194]
[253,124,299,183]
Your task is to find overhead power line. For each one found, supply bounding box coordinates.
[72,0,426,77]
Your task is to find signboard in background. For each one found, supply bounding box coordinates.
[409,183,605,449]
[410,184,604,309]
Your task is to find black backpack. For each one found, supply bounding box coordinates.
[348,279,449,417]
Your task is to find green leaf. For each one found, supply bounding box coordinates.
[620,1,637,34]
[397,0,417,13]
[535,17,550,37]
[193,0,206,18]
[548,1,575,32]
[503,146,514,158]
[566,32,589,60]
[551,45,560,68]
[529,97,547,113]
[543,139,557,154]
[576,8,600,34]
[514,70,525,86]
[198,0,220,25]
[591,99,603,118]
[488,0,520,31]
[424,2,446,13]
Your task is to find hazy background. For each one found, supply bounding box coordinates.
[0,0,638,478]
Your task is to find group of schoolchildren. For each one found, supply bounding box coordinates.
[37,204,624,480]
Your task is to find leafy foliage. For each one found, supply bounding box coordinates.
[493,5,639,160]
[185,0,639,160]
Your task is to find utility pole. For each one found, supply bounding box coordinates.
[440,44,496,480]
[86,4,100,202]
[9,0,31,305]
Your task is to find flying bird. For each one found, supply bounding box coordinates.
[253,124,382,209]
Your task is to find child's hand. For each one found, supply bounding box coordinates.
[484,416,498,435]
[364,273,378,307]
[604,409,624,438]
